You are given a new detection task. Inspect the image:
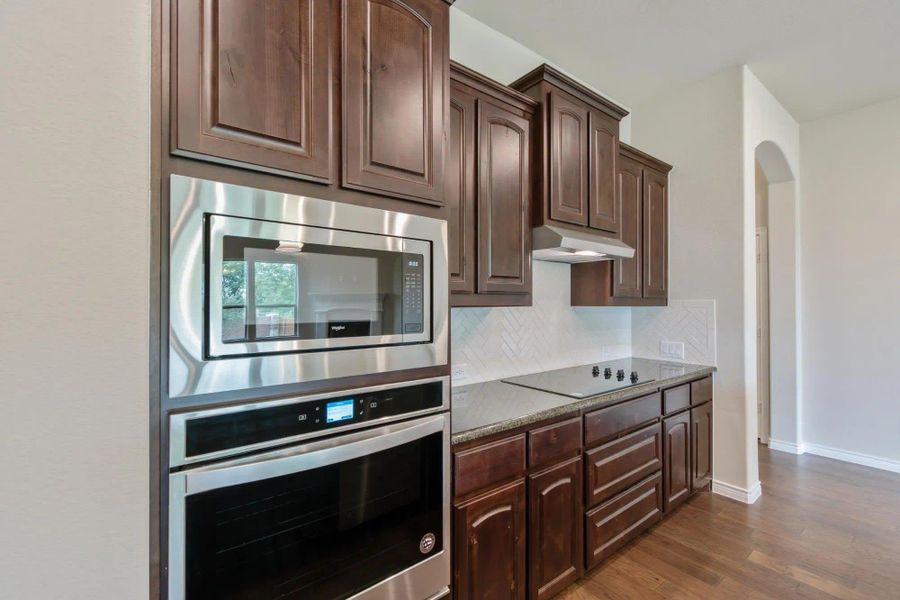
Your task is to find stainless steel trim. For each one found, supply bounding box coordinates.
[169,376,450,468]
[167,413,451,600]
[207,214,432,357]
[532,223,635,263]
[168,175,449,397]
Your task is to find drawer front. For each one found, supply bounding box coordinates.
[691,376,713,406]
[528,416,582,469]
[454,434,526,498]
[585,472,662,569]
[584,393,661,447]
[663,384,690,415]
[585,423,662,508]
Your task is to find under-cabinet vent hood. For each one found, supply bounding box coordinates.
[532,224,635,263]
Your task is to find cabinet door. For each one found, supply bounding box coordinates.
[174,0,332,181]
[691,401,713,491]
[527,457,583,600]
[547,90,589,226]
[447,84,477,294]
[613,155,643,298]
[477,99,532,294]
[342,0,447,204]
[588,109,619,234]
[454,479,526,600]
[643,167,669,299]
[663,412,691,513]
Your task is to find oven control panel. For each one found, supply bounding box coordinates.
[181,380,445,463]
[402,253,425,334]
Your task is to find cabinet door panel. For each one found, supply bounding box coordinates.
[528,458,583,600]
[548,91,589,226]
[447,84,477,294]
[477,99,532,294]
[691,401,713,491]
[454,480,526,600]
[643,167,668,298]
[174,0,332,180]
[342,0,447,204]
[663,412,691,512]
[588,109,619,234]
[613,155,643,298]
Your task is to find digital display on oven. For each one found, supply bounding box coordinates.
[325,399,355,424]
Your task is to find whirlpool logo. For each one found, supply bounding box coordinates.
[330,325,346,332]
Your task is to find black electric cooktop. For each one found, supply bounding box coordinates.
[502,357,695,399]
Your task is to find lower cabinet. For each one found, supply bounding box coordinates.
[454,479,527,600]
[691,401,713,491]
[527,457,583,600]
[663,410,691,513]
[585,472,662,569]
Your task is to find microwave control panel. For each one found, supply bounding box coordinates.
[402,253,425,334]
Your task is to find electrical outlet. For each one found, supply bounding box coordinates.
[660,341,685,360]
[451,363,469,382]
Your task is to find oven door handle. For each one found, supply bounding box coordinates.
[180,413,447,496]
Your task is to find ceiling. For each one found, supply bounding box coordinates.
[455,0,900,121]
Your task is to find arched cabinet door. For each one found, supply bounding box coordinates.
[548,90,589,226]
[342,0,448,205]
[173,0,333,181]
[477,99,532,294]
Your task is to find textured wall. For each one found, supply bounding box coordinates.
[451,262,631,384]
[632,300,717,366]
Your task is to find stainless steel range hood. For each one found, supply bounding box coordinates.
[532,224,635,263]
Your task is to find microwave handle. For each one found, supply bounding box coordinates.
[181,413,447,496]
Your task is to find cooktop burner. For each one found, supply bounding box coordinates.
[502,358,691,399]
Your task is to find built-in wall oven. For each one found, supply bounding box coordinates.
[168,175,449,398]
[168,377,450,600]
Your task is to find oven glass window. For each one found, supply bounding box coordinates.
[217,235,424,344]
[183,431,443,599]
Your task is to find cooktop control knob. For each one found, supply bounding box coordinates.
[604,367,612,379]
[630,371,639,383]
[592,365,600,377]
[616,369,625,380]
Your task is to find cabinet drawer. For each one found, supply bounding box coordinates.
[528,417,582,469]
[663,384,690,415]
[585,423,662,508]
[691,376,713,405]
[585,472,662,569]
[454,434,526,498]
[584,393,661,447]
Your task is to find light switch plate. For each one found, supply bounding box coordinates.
[660,341,685,360]
[451,363,469,382]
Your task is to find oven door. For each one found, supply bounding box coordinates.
[168,414,450,600]
[207,214,432,359]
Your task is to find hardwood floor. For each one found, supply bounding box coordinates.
[559,445,900,599]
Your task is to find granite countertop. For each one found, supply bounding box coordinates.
[451,358,715,445]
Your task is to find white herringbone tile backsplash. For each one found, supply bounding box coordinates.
[632,299,717,365]
[451,261,632,384]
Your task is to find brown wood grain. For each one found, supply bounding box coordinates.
[528,416,582,470]
[663,411,691,513]
[454,433,526,499]
[691,376,713,406]
[583,392,662,447]
[447,82,477,294]
[587,108,619,234]
[691,401,713,491]
[585,422,662,508]
[662,383,691,415]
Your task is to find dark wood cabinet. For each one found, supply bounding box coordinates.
[511,64,628,237]
[342,0,448,205]
[570,143,672,307]
[448,63,536,307]
[663,411,691,513]
[454,479,527,600]
[585,422,662,508]
[173,0,334,182]
[527,457,583,600]
[691,400,713,491]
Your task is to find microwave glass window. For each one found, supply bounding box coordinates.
[217,235,424,345]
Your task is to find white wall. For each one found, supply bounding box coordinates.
[449,8,633,384]
[630,67,755,495]
[0,1,150,598]
[800,96,900,469]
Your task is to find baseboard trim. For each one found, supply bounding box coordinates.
[768,439,805,455]
[712,479,762,504]
[803,443,900,474]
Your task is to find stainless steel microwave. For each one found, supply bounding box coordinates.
[168,175,448,398]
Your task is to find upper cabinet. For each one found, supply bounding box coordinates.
[571,143,672,306]
[511,64,629,237]
[342,0,448,205]
[172,0,334,182]
[448,62,537,307]
[171,0,451,206]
